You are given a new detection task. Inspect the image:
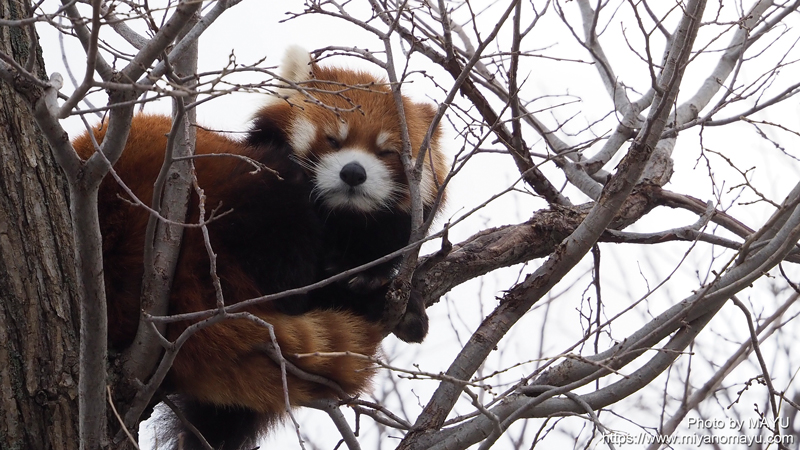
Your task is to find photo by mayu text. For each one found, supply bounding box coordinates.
[603,416,795,446]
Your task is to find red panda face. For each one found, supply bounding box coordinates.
[288,112,406,213]
[262,46,447,215]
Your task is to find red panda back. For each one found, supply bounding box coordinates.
[73,115,298,347]
[73,113,383,449]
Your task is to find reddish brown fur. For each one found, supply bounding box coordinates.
[73,115,382,416]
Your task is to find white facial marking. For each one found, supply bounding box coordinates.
[337,123,349,142]
[376,131,392,149]
[313,148,398,213]
[289,117,317,155]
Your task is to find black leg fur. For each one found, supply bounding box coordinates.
[392,289,429,343]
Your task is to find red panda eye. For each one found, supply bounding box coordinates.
[327,137,341,149]
[378,149,396,158]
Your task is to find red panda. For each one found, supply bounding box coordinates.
[73,46,447,449]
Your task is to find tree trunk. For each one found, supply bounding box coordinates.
[0,0,81,448]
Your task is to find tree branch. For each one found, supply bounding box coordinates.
[401,1,708,444]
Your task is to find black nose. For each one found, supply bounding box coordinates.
[340,162,367,187]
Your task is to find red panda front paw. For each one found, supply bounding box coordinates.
[346,272,391,294]
[391,290,429,343]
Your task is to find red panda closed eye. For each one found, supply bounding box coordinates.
[73,46,446,450]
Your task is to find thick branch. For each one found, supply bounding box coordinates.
[533,181,800,390]
[120,0,202,83]
[401,1,707,443]
[122,10,199,386]
[428,307,717,450]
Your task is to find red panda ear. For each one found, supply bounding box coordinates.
[280,45,314,85]
[410,102,440,142]
[416,102,437,125]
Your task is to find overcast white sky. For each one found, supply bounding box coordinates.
[33,1,800,448]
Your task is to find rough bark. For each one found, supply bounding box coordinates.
[0,0,80,448]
